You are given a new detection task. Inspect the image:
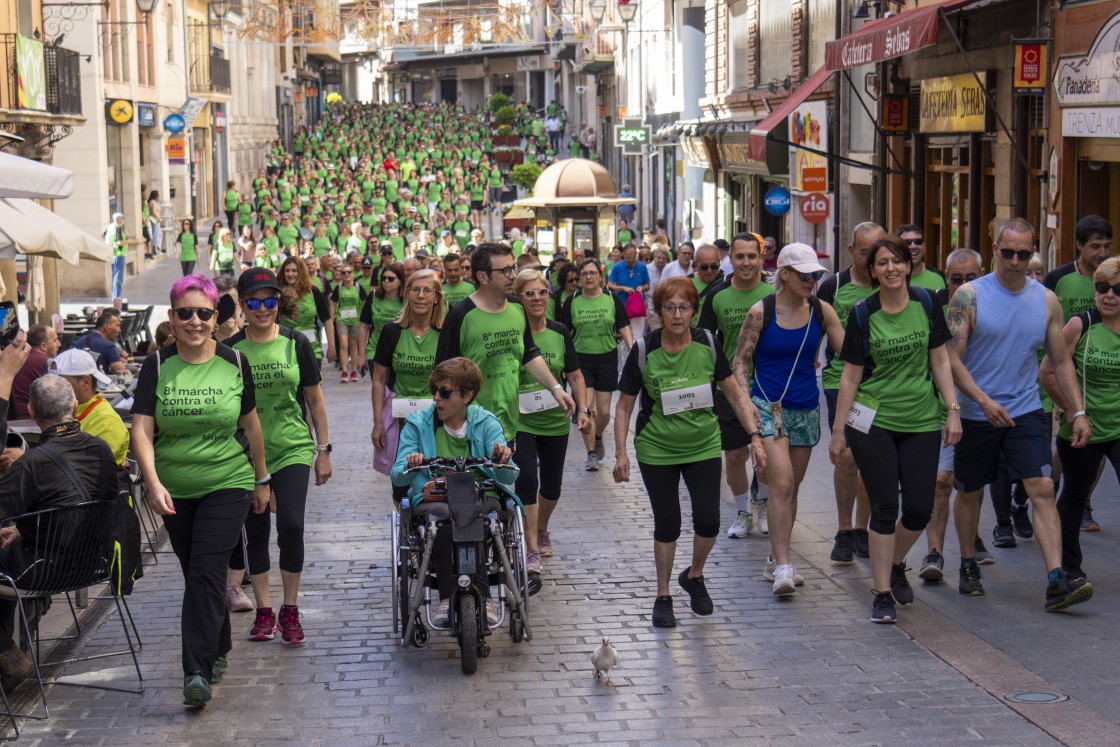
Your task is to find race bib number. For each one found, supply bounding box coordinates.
[392,397,433,418]
[845,398,878,434]
[661,383,714,416]
[519,388,559,414]
[339,308,358,320]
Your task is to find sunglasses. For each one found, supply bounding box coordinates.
[793,270,825,282]
[244,297,280,311]
[998,247,1034,262]
[382,275,399,282]
[904,238,924,246]
[174,307,216,322]
[521,288,549,299]
[696,263,721,272]
[1095,281,1120,296]
[949,273,979,285]
[430,385,458,399]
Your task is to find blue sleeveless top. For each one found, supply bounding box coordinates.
[959,274,1046,420]
[750,311,823,410]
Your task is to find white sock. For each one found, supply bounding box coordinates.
[755,483,771,503]
[734,492,750,514]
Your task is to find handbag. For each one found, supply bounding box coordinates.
[625,290,646,319]
[372,385,400,476]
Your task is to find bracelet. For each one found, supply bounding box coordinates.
[579,407,591,415]
[255,473,272,486]
[1073,410,1089,420]
[550,383,563,393]
[749,430,763,440]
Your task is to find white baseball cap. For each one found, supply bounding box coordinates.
[776,243,827,274]
[49,348,112,386]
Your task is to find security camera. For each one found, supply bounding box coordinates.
[575,84,587,94]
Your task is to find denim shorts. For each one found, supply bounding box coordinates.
[751,395,820,448]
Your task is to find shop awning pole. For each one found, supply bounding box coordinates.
[940,10,1033,178]
[761,136,912,177]
[841,69,909,177]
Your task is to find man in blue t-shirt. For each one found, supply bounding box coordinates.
[74,310,126,376]
[605,245,650,338]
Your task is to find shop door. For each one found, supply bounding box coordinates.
[924,137,994,267]
[440,80,457,104]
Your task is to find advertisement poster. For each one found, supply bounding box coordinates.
[15,34,47,111]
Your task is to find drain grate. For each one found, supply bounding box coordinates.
[1004,692,1069,704]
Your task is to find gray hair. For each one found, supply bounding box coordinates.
[995,217,1036,247]
[851,221,884,246]
[652,247,671,261]
[30,374,78,425]
[945,248,982,272]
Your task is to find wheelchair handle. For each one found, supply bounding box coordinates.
[402,456,515,475]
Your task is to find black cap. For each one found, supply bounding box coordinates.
[237,267,280,296]
[361,256,374,267]
[380,244,395,255]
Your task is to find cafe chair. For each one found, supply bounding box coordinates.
[0,501,143,721]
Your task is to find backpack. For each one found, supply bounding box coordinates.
[634,328,718,375]
[850,287,938,366]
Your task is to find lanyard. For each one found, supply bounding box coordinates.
[754,318,812,407]
[76,395,105,422]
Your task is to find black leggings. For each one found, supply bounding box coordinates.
[229,463,312,575]
[638,458,722,543]
[1056,437,1120,574]
[846,426,940,535]
[181,261,196,276]
[513,431,569,505]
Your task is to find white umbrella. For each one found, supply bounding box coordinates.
[0,198,84,265]
[0,152,74,200]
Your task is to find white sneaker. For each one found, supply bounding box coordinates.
[727,511,754,538]
[433,598,450,627]
[771,564,798,596]
[485,598,500,626]
[752,499,769,535]
[763,555,805,585]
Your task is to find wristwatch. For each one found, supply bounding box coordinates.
[748,430,763,440]
[579,407,591,415]
[948,403,961,412]
[316,443,333,453]
[550,383,563,392]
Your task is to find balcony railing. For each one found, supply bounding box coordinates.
[210,55,231,94]
[1,34,83,116]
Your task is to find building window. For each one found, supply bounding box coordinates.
[758,0,792,83]
[166,1,176,64]
[806,0,836,72]
[137,14,155,86]
[728,0,750,91]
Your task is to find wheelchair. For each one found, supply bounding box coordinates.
[390,456,533,674]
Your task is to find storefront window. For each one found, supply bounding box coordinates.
[728,0,750,91]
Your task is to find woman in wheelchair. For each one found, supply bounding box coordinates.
[390,357,518,628]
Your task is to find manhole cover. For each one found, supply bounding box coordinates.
[1004,692,1069,704]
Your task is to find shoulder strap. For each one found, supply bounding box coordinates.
[699,327,718,368]
[855,299,872,359]
[37,439,116,503]
[635,335,648,375]
[761,294,777,332]
[808,295,824,327]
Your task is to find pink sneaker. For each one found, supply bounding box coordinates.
[249,607,277,641]
[278,604,305,645]
[340,373,348,384]
[226,583,253,613]
[349,371,359,382]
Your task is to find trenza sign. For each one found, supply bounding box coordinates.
[614,119,651,155]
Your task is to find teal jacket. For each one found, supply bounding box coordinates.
[390,404,519,504]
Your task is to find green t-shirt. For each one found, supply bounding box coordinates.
[838,291,951,433]
[132,344,256,500]
[1044,262,1096,321]
[279,290,327,359]
[518,321,577,437]
[453,220,472,249]
[224,189,239,211]
[313,236,332,256]
[361,295,404,359]
[434,426,471,463]
[618,229,633,246]
[332,283,367,323]
[443,281,475,311]
[821,277,875,390]
[437,299,537,440]
[237,202,253,226]
[277,225,299,248]
[1060,315,1120,443]
[697,280,776,362]
[618,329,731,465]
[910,268,946,292]
[230,329,319,472]
[561,292,625,355]
[373,325,439,398]
[178,232,197,262]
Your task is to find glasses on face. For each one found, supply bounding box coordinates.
[795,270,825,282]
[696,263,721,272]
[1095,281,1120,297]
[662,304,693,316]
[382,275,399,283]
[904,238,924,246]
[949,273,979,285]
[430,385,458,399]
[999,247,1034,262]
[490,265,517,278]
[174,307,216,322]
[244,297,280,311]
[521,288,549,299]
[410,286,436,297]
[565,277,578,284]
[339,271,353,277]
[579,270,600,278]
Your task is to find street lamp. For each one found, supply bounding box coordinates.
[617,0,637,23]
[98,0,160,49]
[589,0,606,22]
[210,0,229,21]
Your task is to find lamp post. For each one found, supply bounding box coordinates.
[617,0,640,229]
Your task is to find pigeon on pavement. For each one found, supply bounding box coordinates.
[591,638,619,685]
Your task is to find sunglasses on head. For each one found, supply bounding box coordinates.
[998,247,1034,262]
[949,273,979,285]
[1095,281,1120,296]
[244,297,280,311]
[174,307,216,322]
[430,385,458,399]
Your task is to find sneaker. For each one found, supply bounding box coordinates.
[249,607,277,641]
[433,598,450,627]
[890,563,914,606]
[763,555,804,585]
[992,523,1016,548]
[918,550,944,582]
[958,561,984,596]
[211,655,229,685]
[226,583,254,613]
[485,598,500,626]
[340,373,348,384]
[830,530,855,564]
[278,604,305,645]
[1081,505,1100,532]
[771,564,798,596]
[853,529,870,558]
[182,673,212,708]
[593,437,605,460]
[652,595,676,627]
[677,568,714,615]
[1064,566,1087,582]
[526,551,542,574]
[974,536,994,564]
[1011,505,1034,539]
[870,591,897,623]
[751,498,769,535]
[585,452,599,471]
[1045,575,1094,612]
[727,511,754,538]
[537,530,554,557]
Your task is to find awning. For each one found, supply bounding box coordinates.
[0,198,112,265]
[748,65,832,163]
[824,0,972,73]
[0,152,74,200]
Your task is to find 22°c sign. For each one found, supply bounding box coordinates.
[614,118,651,155]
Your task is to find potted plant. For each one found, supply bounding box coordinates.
[510,163,542,197]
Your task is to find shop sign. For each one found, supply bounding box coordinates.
[800,167,826,193]
[799,193,830,225]
[163,113,186,133]
[214,111,227,132]
[1013,42,1047,93]
[136,103,157,127]
[763,186,791,217]
[166,137,187,164]
[106,99,134,125]
[680,135,710,169]
[716,137,769,174]
[1054,11,1120,107]
[517,56,541,71]
[1061,107,1120,138]
[788,100,828,194]
[614,118,651,155]
[919,72,987,134]
[824,4,941,72]
[882,95,909,133]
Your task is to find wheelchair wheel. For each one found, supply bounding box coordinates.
[458,596,479,675]
[411,620,429,648]
[509,614,524,644]
[390,510,401,635]
[508,509,531,612]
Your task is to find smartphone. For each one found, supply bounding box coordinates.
[0,302,18,350]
